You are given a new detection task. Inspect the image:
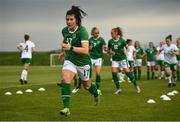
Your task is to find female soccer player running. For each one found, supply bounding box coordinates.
[176,38,180,81]
[89,27,106,95]
[134,41,145,80]
[158,35,179,87]
[16,34,35,84]
[126,39,136,82]
[59,6,99,116]
[145,42,157,80]
[155,41,165,79]
[107,27,141,94]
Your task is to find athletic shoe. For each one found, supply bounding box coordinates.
[60,108,70,117]
[19,79,24,85]
[24,80,28,84]
[172,82,176,87]
[97,89,102,95]
[168,83,172,87]
[72,88,80,94]
[114,89,122,94]
[136,85,141,93]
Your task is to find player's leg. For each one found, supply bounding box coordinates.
[151,62,155,80]
[134,65,137,80]
[123,65,141,93]
[94,58,102,91]
[137,59,142,80]
[60,61,76,116]
[127,61,133,83]
[78,64,99,105]
[164,62,172,87]
[154,62,158,79]
[171,64,177,86]
[72,75,81,93]
[147,62,150,80]
[20,59,30,84]
[177,62,180,81]
[111,61,121,94]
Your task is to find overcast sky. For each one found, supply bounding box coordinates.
[0,0,180,51]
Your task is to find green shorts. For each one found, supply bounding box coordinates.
[157,60,164,66]
[21,58,32,65]
[164,62,177,71]
[128,60,134,67]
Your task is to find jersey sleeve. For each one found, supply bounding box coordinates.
[31,42,35,48]
[174,44,178,51]
[20,43,23,46]
[79,27,89,43]
[101,38,106,46]
[108,40,111,49]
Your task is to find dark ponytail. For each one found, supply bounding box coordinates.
[66,6,87,25]
[165,34,172,40]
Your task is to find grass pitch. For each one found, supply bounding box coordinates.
[0,66,180,121]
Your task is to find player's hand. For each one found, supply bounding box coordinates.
[62,43,71,51]
[110,51,116,56]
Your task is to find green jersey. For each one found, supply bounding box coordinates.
[146,47,157,61]
[89,37,106,59]
[108,38,127,61]
[136,47,144,59]
[62,26,90,66]
[177,45,180,60]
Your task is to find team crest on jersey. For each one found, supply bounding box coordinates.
[72,34,76,39]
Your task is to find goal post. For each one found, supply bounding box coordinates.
[50,53,62,67]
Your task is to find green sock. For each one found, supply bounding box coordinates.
[152,72,154,80]
[78,77,82,88]
[61,83,71,108]
[88,83,98,97]
[96,75,101,89]
[134,70,137,80]
[147,71,150,80]
[126,72,137,86]
[177,68,180,81]
[172,76,177,83]
[112,72,120,89]
[74,77,78,87]
[138,69,141,80]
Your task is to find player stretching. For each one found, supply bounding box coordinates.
[16,34,35,84]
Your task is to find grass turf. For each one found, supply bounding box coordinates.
[0,66,180,121]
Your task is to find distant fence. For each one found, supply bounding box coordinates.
[0,52,146,66]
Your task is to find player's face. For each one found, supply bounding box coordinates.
[92,30,99,39]
[177,40,180,45]
[66,15,77,29]
[149,42,153,48]
[111,30,118,39]
[166,39,171,46]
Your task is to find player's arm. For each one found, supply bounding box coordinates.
[174,49,179,55]
[141,49,146,58]
[62,41,89,55]
[32,47,36,52]
[16,44,22,51]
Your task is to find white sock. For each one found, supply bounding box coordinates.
[21,69,27,81]
[119,72,125,80]
[161,71,164,77]
[24,70,28,81]
[168,76,172,83]
[155,71,158,77]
